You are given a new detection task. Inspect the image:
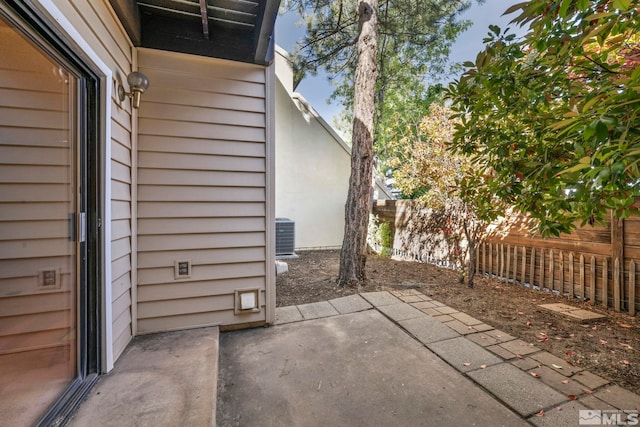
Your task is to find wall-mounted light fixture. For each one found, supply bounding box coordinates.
[118,71,150,109]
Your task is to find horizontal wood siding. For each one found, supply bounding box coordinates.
[137,48,268,333]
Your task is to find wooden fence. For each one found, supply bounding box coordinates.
[372,200,640,315]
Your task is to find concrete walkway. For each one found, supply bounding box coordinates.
[219,290,640,427]
[68,290,639,426]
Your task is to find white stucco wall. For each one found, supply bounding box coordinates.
[274,48,391,250]
[275,79,350,249]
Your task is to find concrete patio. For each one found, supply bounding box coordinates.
[68,290,640,426]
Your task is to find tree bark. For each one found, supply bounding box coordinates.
[338,0,378,286]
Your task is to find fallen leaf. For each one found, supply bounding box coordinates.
[531,372,541,378]
[620,343,634,350]
[623,360,630,365]
[582,388,593,394]
[516,354,524,359]
[518,311,525,315]
[568,394,577,400]
[526,321,532,327]
[562,380,569,384]
[592,326,598,331]
[566,351,574,357]
[480,364,487,369]
[600,339,608,345]
[463,362,471,366]
[535,410,545,417]
[552,364,563,369]
[618,322,632,329]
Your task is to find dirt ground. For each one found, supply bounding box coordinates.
[276,250,640,393]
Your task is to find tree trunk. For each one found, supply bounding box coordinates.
[337,0,378,286]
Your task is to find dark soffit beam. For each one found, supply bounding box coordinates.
[108,0,141,45]
[253,0,280,65]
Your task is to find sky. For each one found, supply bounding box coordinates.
[274,0,527,127]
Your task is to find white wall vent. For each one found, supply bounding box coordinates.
[276,218,295,256]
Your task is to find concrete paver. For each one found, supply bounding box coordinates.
[594,385,640,410]
[411,300,438,310]
[275,306,303,324]
[563,309,606,321]
[572,370,610,390]
[328,294,372,314]
[539,303,606,321]
[360,291,402,306]
[528,401,590,427]
[443,319,477,335]
[487,344,518,360]
[217,310,529,427]
[466,329,515,347]
[526,365,586,396]
[450,311,484,326]
[511,357,542,371]
[499,338,541,356]
[467,362,568,417]
[398,315,460,345]
[427,337,502,373]
[530,351,583,375]
[297,301,339,319]
[377,302,425,322]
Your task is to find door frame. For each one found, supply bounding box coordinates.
[2,0,112,423]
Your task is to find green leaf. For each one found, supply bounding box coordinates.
[559,0,572,18]
[613,0,632,10]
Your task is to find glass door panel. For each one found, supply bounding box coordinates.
[0,15,79,426]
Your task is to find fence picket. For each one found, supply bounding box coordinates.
[579,255,585,301]
[530,247,536,288]
[521,246,527,285]
[630,261,636,316]
[569,252,575,299]
[549,250,555,292]
[507,245,512,281]
[559,251,564,294]
[540,249,545,290]
[614,258,621,312]
[489,243,493,277]
[590,256,596,305]
[603,258,609,309]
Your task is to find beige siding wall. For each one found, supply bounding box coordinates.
[137,48,270,333]
[45,0,135,361]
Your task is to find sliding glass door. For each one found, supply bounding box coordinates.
[0,4,99,425]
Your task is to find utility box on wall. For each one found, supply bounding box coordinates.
[275,218,296,257]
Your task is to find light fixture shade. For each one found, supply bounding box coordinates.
[127,71,149,93]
